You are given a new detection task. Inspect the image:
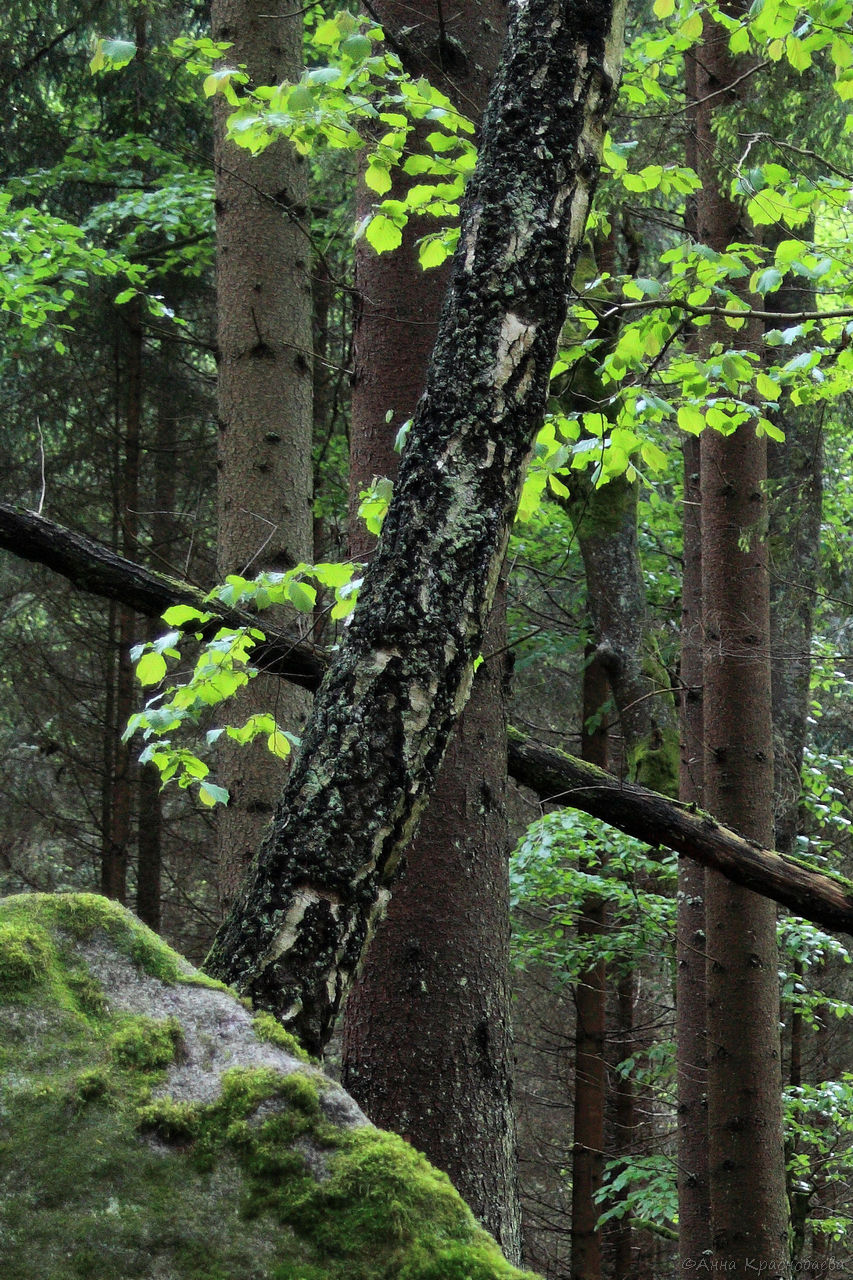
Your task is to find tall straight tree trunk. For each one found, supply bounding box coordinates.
[696,21,789,1272]
[136,406,179,931]
[676,45,711,1262]
[102,296,144,902]
[570,646,609,1280]
[340,3,520,1255]
[676,432,711,1262]
[212,0,313,910]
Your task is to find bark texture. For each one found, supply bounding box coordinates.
[676,432,711,1260]
[696,19,789,1269]
[570,649,609,1280]
[676,51,711,1253]
[205,0,628,1053]
[341,2,520,1255]
[212,0,313,909]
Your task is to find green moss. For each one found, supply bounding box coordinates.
[110,1015,183,1071]
[0,892,229,993]
[0,920,54,995]
[252,1009,311,1062]
[628,724,680,796]
[71,1066,112,1106]
[0,893,540,1280]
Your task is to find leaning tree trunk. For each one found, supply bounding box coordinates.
[696,18,789,1273]
[212,0,313,911]
[205,0,628,1054]
[339,2,521,1257]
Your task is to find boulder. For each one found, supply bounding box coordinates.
[0,892,538,1280]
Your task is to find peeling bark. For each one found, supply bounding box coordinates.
[204,0,628,1052]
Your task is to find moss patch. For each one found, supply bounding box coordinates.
[252,1008,312,1062]
[0,893,540,1280]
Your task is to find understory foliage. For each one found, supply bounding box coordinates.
[2,0,853,1273]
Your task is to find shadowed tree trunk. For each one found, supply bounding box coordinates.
[102,295,144,903]
[570,645,609,1280]
[696,19,789,1271]
[212,0,313,911]
[676,46,711,1262]
[339,2,521,1255]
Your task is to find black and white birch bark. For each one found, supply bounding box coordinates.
[204,0,627,1051]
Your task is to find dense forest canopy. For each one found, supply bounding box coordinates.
[3,0,853,1276]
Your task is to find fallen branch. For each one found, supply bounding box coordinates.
[5,502,853,939]
[508,736,853,937]
[0,502,326,689]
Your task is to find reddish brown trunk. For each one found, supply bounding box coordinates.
[341,2,521,1255]
[610,973,635,1280]
[570,648,609,1280]
[676,432,711,1262]
[676,49,711,1247]
[695,15,788,1272]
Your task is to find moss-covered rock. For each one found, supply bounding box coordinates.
[0,893,539,1280]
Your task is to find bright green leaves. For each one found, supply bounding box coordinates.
[126,560,364,803]
[136,651,169,687]
[196,9,476,268]
[357,476,395,537]
[362,212,404,254]
[0,192,151,350]
[89,38,137,74]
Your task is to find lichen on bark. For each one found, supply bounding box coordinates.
[205,0,627,1053]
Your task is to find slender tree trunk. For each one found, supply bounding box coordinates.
[570,646,609,1280]
[610,972,636,1280]
[340,4,520,1254]
[212,0,313,910]
[697,20,789,1264]
[206,0,627,1058]
[676,46,711,1261]
[102,297,144,902]
[676,432,711,1263]
[136,406,178,931]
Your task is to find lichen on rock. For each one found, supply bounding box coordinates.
[0,892,539,1280]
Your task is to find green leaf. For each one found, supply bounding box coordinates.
[419,236,450,270]
[340,33,373,61]
[267,729,292,759]
[364,214,404,254]
[756,371,780,400]
[90,37,137,74]
[313,561,356,588]
[752,266,782,295]
[730,26,750,54]
[199,781,230,807]
[365,163,393,195]
[677,405,705,435]
[136,652,168,686]
[162,604,209,627]
[681,11,703,40]
[288,581,317,612]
